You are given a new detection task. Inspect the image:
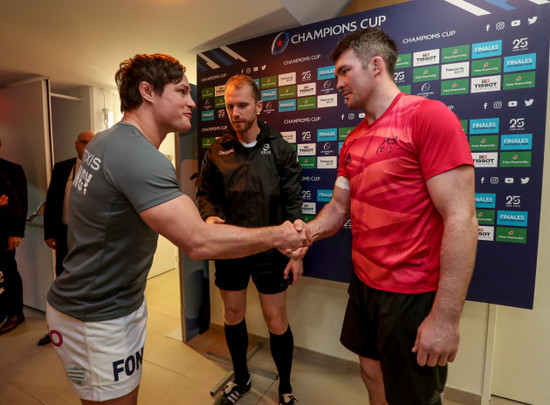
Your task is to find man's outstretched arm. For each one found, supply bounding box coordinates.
[140,194,311,261]
[284,183,351,260]
[307,184,351,242]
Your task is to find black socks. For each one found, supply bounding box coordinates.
[225,320,250,386]
[270,325,294,395]
[226,321,294,394]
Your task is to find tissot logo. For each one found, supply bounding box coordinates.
[413,49,440,66]
[302,202,317,215]
[472,152,498,168]
[272,32,290,55]
[297,143,316,156]
[478,226,494,241]
[298,83,316,97]
[471,76,501,93]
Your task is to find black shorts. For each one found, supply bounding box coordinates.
[214,250,288,294]
[340,272,447,405]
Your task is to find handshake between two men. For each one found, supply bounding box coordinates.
[201,213,312,262]
[276,219,311,260]
[199,212,314,287]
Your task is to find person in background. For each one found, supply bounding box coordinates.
[197,75,302,405]
[296,28,478,405]
[0,137,28,335]
[45,53,310,405]
[37,130,94,346]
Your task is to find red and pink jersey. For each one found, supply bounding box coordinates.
[337,93,473,293]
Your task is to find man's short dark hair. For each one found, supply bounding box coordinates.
[225,75,260,103]
[330,27,398,77]
[115,53,186,112]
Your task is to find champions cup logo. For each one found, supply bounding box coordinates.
[421,83,431,92]
[272,32,290,55]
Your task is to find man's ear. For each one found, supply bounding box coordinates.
[371,56,384,75]
[256,100,263,115]
[139,81,155,103]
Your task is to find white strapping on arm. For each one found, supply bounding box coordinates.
[335,176,350,191]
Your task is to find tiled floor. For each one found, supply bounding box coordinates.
[0,270,523,405]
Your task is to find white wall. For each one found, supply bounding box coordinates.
[90,87,121,134]
[447,302,490,398]
[488,78,550,405]
[51,87,92,162]
[149,133,179,279]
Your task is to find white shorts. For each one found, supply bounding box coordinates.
[46,298,147,402]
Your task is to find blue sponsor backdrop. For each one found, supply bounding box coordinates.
[196,0,549,309]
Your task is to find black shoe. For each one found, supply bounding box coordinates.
[0,313,25,335]
[214,378,251,405]
[279,393,298,405]
[37,332,51,346]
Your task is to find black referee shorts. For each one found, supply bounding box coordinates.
[214,250,289,294]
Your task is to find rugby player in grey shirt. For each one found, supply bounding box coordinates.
[46,53,310,405]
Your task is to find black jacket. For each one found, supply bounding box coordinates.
[196,121,302,228]
[0,157,28,243]
[44,157,76,240]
